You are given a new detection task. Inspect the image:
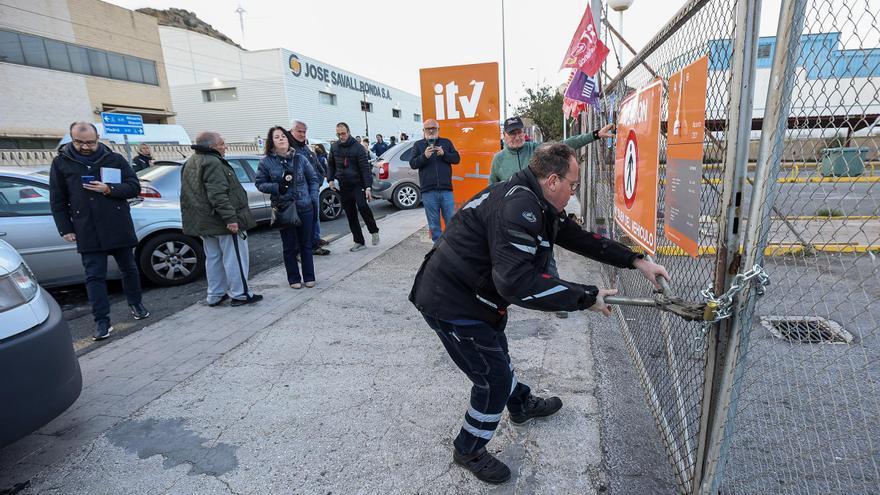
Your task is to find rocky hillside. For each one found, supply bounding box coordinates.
[137,8,242,49]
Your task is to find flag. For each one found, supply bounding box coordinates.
[564,70,601,110]
[560,7,609,77]
[562,97,586,120]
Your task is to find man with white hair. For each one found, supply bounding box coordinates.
[180,131,262,307]
[290,120,330,256]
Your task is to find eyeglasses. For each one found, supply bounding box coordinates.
[557,174,580,193]
[73,139,98,146]
[336,132,348,137]
[423,127,438,131]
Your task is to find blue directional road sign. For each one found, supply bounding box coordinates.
[101,112,144,135]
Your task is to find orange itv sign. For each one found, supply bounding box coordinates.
[419,63,500,207]
[614,78,663,255]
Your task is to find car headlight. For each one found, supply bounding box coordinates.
[0,263,40,311]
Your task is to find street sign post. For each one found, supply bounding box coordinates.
[101,112,144,165]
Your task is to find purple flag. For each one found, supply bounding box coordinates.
[564,71,600,109]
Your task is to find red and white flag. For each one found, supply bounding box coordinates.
[560,7,609,77]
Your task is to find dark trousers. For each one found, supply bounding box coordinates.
[280,207,316,284]
[80,247,142,324]
[339,182,378,245]
[422,313,532,455]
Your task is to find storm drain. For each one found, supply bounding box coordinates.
[760,316,853,344]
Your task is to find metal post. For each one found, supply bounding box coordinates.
[699,2,807,493]
[582,0,603,224]
[692,0,763,492]
[362,90,370,138]
[123,134,132,164]
[501,0,508,122]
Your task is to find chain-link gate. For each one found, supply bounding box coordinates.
[576,0,879,493]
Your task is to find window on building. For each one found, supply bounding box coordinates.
[0,29,159,85]
[392,108,401,118]
[757,44,772,59]
[18,33,48,68]
[360,101,373,112]
[0,30,24,64]
[413,113,421,122]
[203,88,238,102]
[319,91,337,105]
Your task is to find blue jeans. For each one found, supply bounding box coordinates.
[422,189,455,243]
[313,210,322,245]
[280,207,316,284]
[422,313,532,455]
[80,247,142,324]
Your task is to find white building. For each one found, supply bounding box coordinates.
[158,26,424,144]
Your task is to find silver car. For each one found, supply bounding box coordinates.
[371,141,422,210]
[0,168,204,287]
[139,155,343,222]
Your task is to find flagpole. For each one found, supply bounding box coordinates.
[501,0,508,122]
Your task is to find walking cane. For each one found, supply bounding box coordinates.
[231,231,249,299]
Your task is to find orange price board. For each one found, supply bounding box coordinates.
[418,63,500,208]
[664,55,709,258]
[614,78,663,255]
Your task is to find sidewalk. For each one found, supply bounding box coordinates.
[1,208,620,494]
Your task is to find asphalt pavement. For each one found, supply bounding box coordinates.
[51,200,400,354]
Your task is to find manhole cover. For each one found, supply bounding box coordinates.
[760,316,852,344]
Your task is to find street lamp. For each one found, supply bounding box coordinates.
[501,0,508,121]
[608,0,634,68]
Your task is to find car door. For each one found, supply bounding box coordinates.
[238,158,272,222]
[0,176,83,287]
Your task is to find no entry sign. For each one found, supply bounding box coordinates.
[614,79,662,255]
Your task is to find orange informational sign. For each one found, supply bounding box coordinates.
[665,55,709,257]
[418,63,500,208]
[614,78,663,255]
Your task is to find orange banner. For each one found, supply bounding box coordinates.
[614,78,663,255]
[665,56,708,258]
[418,63,500,207]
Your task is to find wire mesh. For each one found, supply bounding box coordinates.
[713,0,880,493]
[586,1,741,492]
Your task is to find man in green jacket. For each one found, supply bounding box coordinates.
[488,116,614,184]
[489,116,614,318]
[181,131,262,307]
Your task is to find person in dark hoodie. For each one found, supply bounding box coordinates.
[49,121,149,341]
[327,122,379,251]
[131,143,153,172]
[409,119,461,243]
[290,120,330,256]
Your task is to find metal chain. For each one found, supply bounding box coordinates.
[692,265,771,349]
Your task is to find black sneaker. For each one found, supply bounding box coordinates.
[230,294,263,307]
[312,247,331,256]
[509,395,563,425]
[93,320,113,341]
[207,294,229,307]
[130,303,150,320]
[453,448,511,484]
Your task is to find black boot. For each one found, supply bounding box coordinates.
[453,448,511,484]
[509,394,563,425]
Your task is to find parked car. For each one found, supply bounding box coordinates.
[371,141,422,210]
[137,155,343,222]
[0,239,82,447]
[0,168,204,287]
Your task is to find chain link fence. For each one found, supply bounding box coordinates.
[579,0,878,493]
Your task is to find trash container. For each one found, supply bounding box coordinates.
[820,147,869,177]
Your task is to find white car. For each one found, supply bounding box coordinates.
[0,239,82,447]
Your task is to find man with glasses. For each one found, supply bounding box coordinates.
[409,119,460,243]
[49,121,149,341]
[290,120,331,256]
[410,143,668,484]
[489,116,614,318]
[327,122,379,251]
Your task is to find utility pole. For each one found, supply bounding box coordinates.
[362,90,370,138]
[235,5,246,46]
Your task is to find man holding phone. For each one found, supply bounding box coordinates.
[409,119,461,243]
[49,121,149,341]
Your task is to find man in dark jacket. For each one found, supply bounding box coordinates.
[409,119,460,243]
[181,131,262,307]
[49,122,149,341]
[371,134,390,158]
[410,144,669,484]
[291,120,330,256]
[327,122,379,251]
[131,143,153,172]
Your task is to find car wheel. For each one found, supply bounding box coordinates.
[320,188,343,221]
[392,183,421,210]
[138,232,205,286]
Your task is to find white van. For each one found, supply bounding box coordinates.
[0,239,82,447]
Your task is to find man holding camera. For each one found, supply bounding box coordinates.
[49,122,149,341]
[409,119,461,243]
